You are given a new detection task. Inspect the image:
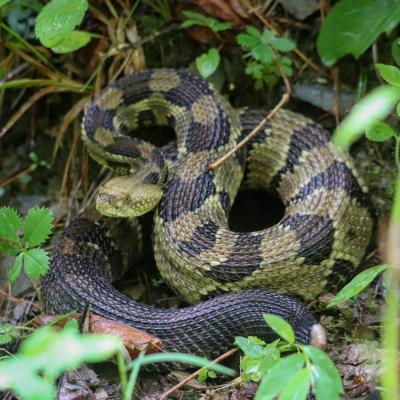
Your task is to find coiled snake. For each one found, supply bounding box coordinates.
[42,69,373,358]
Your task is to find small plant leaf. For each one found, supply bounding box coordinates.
[8,253,23,282]
[255,353,306,400]
[376,64,400,87]
[0,323,20,345]
[396,102,400,117]
[51,30,91,54]
[0,0,10,7]
[301,345,343,399]
[271,37,295,52]
[35,0,88,47]
[235,336,264,357]
[279,367,310,400]
[196,48,220,78]
[332,85,400,150]
[0,207,23,243]
[23,248,50,278]
[327,264,389,307]
[24,207,53,248]
[263,314,295,344]
[181,11,232,33]
[365,121,395,142]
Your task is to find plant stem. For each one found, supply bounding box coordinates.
[395,135,400,171]
[116,350,128,397]
[381,175,400,400]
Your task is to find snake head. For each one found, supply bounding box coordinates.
[96,176,163,217]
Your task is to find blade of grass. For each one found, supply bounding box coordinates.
[0,79,91,90]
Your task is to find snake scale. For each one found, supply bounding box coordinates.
[42,69,373,358]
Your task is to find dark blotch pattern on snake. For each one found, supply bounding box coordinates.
[41,69,373,358]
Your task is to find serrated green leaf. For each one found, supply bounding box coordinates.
[365,121,395,142]
[264,314,295,344]
[235,336,264,357]
[8,253,23,282]
[24,207,53,248]
[302,345,343,399]
[35,0,88,47]
[332,85,400,150]
[0,207,22,243]
[0,323,20,345]
[237,32,261,49]
[196,48,220,78]
[198,368,208,381]
[255,353,306,400]
[327,264,388,307]
[317,0,400,66]
[279,368,310,400]
[376,64,400,87]
[271,37,296,52]
[251,44,273,64]
[23,248,50,278]
[51,30,91,54]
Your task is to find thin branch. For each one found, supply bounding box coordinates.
[209,93,290,170]
[158,348,238,400]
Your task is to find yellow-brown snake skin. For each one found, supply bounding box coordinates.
[42,69,373,358]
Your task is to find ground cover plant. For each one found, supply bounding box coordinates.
[0,0,399,398]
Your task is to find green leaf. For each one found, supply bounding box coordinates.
[24,207,53,248]
[0,323,20,345]
[376,64,400,87]
[23,248,50,278]
[51,30,91,53]
[365,120,395,142]
[332,85,400,150]
[235,336,265,357]
[251,44,273,64]
[279,368,310,400]
[35,0,88,47]
[271,37,296,52]
[196,48,220,78]
[302,346,343,399]
[198,367,216,381]
[327,264,389,307]
[0,0,10,7]
[397,102,400,117]
[317,0,400,66]
[237,30,261,49]
[8,253,23,282]
[0,241,19,256]
[0,207,22,243]
[255,353,306,400]
[181,11,233,33]
[391,38,400,66]
[263,314,295,344]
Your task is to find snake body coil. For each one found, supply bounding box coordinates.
[42,69,372,357]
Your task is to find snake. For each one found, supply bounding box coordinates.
[41,69,373,359]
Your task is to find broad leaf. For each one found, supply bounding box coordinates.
[328,264,389,307]
[255,353,306,400]
[376,64,400,87]
[279,367,310,400]
[264,314,295,344]
[235,336,264,357]
[0,323,20,345]
[302,345,343,400]
[196,48,220,78]
[35,0,88,47]
[0,207,22,243]
[317,0,400,66]
[23,248,50,278]
[24,207,53,248]
[51,30,91,53]
[365,121,395,142]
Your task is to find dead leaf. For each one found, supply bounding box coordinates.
[33,313,163,358]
